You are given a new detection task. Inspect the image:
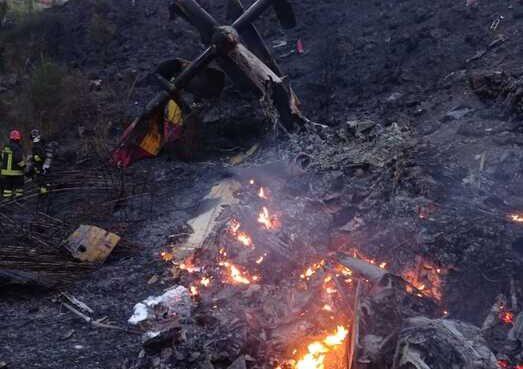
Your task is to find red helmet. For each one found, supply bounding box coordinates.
[9,130,22,141]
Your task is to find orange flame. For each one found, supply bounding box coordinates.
[300,261,326,280]
[291,326,349,369]
[180,260,200,273]
[220,261,258,285]
[201,277,211,287]
[237,231,253,247]
[160,251,173,261]
[258,206,280,230]
[258,207,272,229]
[500,311,514,325]
[190,285,199,296]
[510,213,523,223]
[229,219,254,248]
[229,219,241,234]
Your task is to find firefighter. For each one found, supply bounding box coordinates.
[1,130,26,199]
[28,129,54,196]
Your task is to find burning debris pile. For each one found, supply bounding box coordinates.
[125,122,523,369]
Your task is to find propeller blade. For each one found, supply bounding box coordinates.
[232,0,296,31]
[172,0,219,43]
[232,0,272,30]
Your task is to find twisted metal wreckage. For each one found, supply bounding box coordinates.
[113,0,304,167]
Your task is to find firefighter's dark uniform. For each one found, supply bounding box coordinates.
[1,141,25,198]
[30,139,52,195]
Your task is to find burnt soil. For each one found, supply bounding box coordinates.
[1,0,523,368]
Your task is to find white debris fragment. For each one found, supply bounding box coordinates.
[128,286,191,327]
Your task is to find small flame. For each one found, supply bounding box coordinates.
[301,267,315,280]
[220,261,258,285]
[300,261,326,280]
[190,285,199,296]
[500,311,514,325]
[201,277,211,287]
[258,206,279,230]
[379,262,387,269]
[258,187,268,199]
[322,304,333,312]
[249,179,255,185]
[160,251,173,261]
[180,260,200,273]
[510,213,523,223]
[229,219,241,234]
[256,256,265,264]
[258,207,272,229]
[237,231,253,247]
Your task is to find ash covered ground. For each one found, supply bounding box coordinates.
[1,0,523,368]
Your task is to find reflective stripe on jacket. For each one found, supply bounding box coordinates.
[1,143,25,176]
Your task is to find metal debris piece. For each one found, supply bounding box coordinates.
[64,225,120,263]
[390,317,499,369]
[178,179,241,260]
[337,254,387,283]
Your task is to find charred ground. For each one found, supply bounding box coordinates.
[1,0,523,368]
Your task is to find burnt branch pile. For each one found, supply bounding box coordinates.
[0,166,149,286]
